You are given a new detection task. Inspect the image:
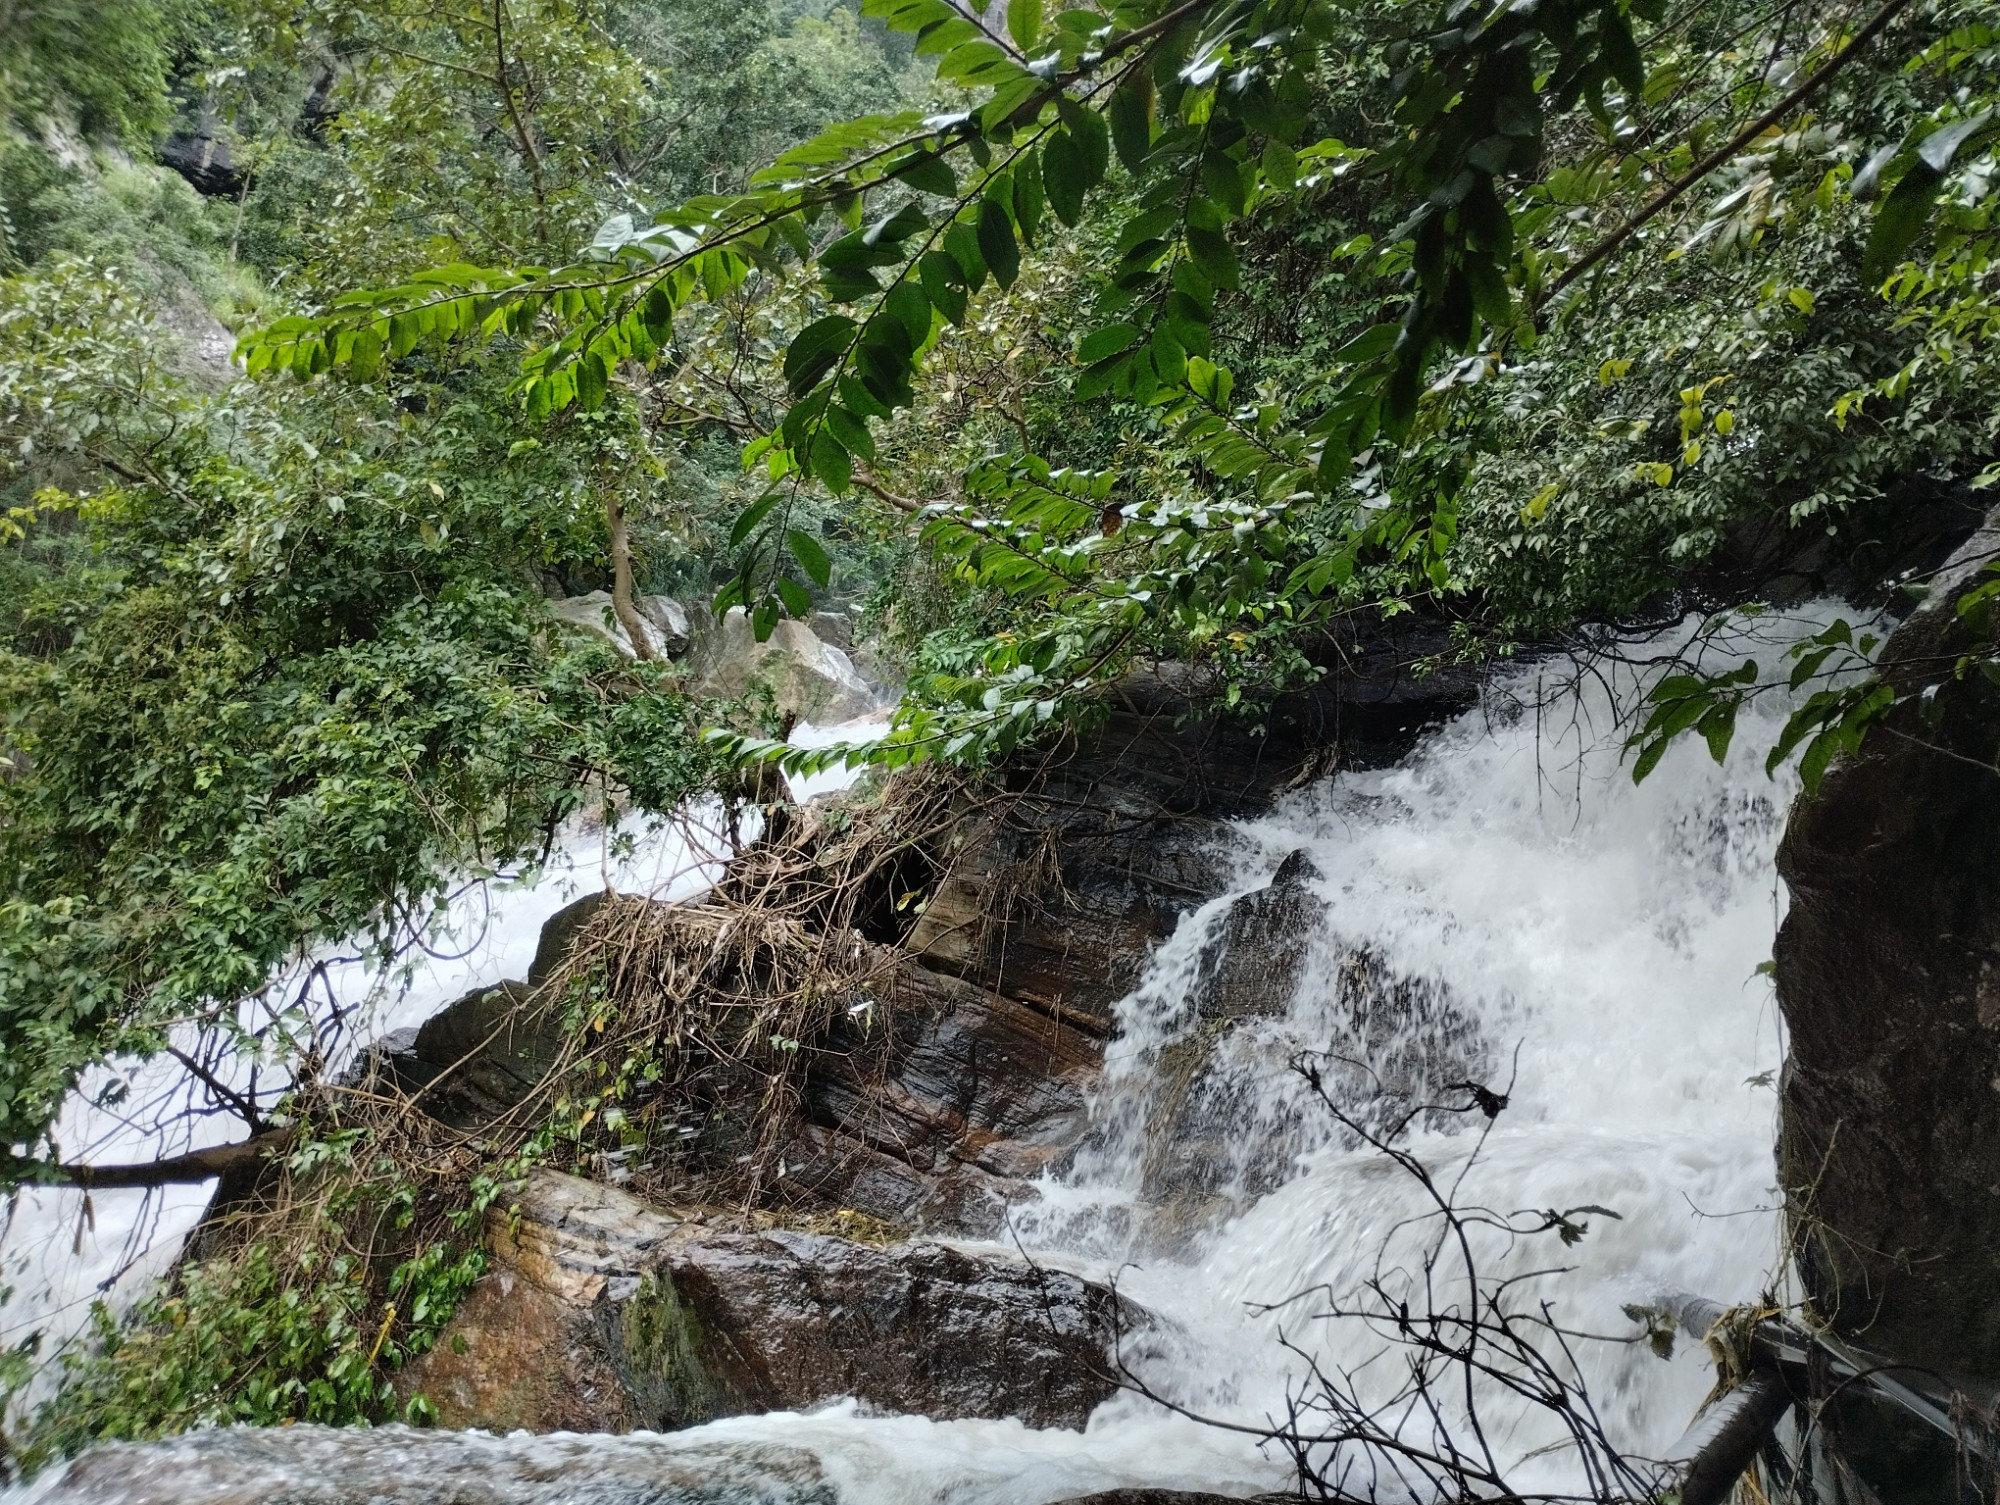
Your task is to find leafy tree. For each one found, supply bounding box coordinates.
[246,0,1998,777]
[0,0,195,142]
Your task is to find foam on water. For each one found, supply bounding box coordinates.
[5,619,1845,1498]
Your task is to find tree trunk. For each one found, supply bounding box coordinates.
[606,487,655,661]
[53,1127,297,1189]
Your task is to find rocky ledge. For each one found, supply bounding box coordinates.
[396,1170,1140,1435]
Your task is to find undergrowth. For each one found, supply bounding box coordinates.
[4,766,979,1474]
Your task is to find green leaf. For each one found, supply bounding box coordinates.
[945,221,988,289]
[1109,70,1155,173]
[978,198,1020,290]
[1078,322,1142,362]
[1043,130,1086,226]
[1186,222,1240,291]
[1013,150,1046,246]
[788,527,834,588]
[1699,704,1737,765]
[575,351,609,411]
[784,315,858,396]
[1006,0,1042,53]
[824,402,876,462]
[777,577,815,617]
[1863,161,1942,283]
[730,491,784,547]
[1630,737,1668,784]
[1062,98,1110,187]
[919,251,969,325]
[1260,138,1298,193]
[810,427,853,493]
[894,149,958,196]
[885,280,934,347]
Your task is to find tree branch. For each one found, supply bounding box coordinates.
[53,1128,297,1189]
[1543,0,1919,306]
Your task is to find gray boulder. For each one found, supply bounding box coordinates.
[548,592,675,659]
[638,594,692,655]
[692,608,881,724]
[33,1426,833,1504]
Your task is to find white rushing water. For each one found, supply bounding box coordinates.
[11,615,1844,1500]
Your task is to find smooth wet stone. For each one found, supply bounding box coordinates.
[30,1427,833,1505]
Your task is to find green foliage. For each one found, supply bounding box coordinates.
[0,259,738,1171]
[0,0,194,141]
[9,1126,491,1472]
[248,0,2000,784]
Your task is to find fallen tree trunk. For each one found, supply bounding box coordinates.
[1659,1289,2000,1504]
[53,1127,296,1188]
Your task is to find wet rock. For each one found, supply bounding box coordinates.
[638,595,692,656]
[664,1228,1129,1429]
[692,608,880,724]
[34,1425,834,1504]
[1776,505,2000,1388]
[530,891,620,986]
[1140,852,1486,1205]
[805,610,853,650]
[388,978,555,1127]
[1193,849,1323,1019]
[549,592,676,658]
[767,955,1107,1233]
[818,964,1100,1168]
[404,1171,1137,1435]
[379,893,620,1125]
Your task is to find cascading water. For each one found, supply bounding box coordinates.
[14,613,1847,1504]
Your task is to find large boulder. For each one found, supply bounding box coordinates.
[789,960,1106,1232]
[400,1171,1140,1435]
[1775,506,2000,1387]
[377,894,616,1127]
[692,608,881,724]
[638,594,693,656]
[548,592,682,659]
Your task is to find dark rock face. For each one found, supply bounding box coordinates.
[664,1230,1127,1430]
[1775,509,2000,1385]
[374,893,611,1125]
[789,959,1103,1232]
[386,979,556,1126]
[158,107,245,196]
[1193,848,1324,1020]
[1133,851,1486,1205]
[403,1172,1136,1436]
[903,619,1488,1029]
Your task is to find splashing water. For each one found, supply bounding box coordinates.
[12,616,1851,1501]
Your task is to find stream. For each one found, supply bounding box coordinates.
[11,610,1837,1503]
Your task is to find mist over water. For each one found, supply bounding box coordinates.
[11,616,1852,1502]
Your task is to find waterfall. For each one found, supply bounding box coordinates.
[9,611,1851,1502]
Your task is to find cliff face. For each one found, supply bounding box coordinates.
[1775,510,2000,1385]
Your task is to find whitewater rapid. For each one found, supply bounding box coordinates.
[10,611,1845,1500]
